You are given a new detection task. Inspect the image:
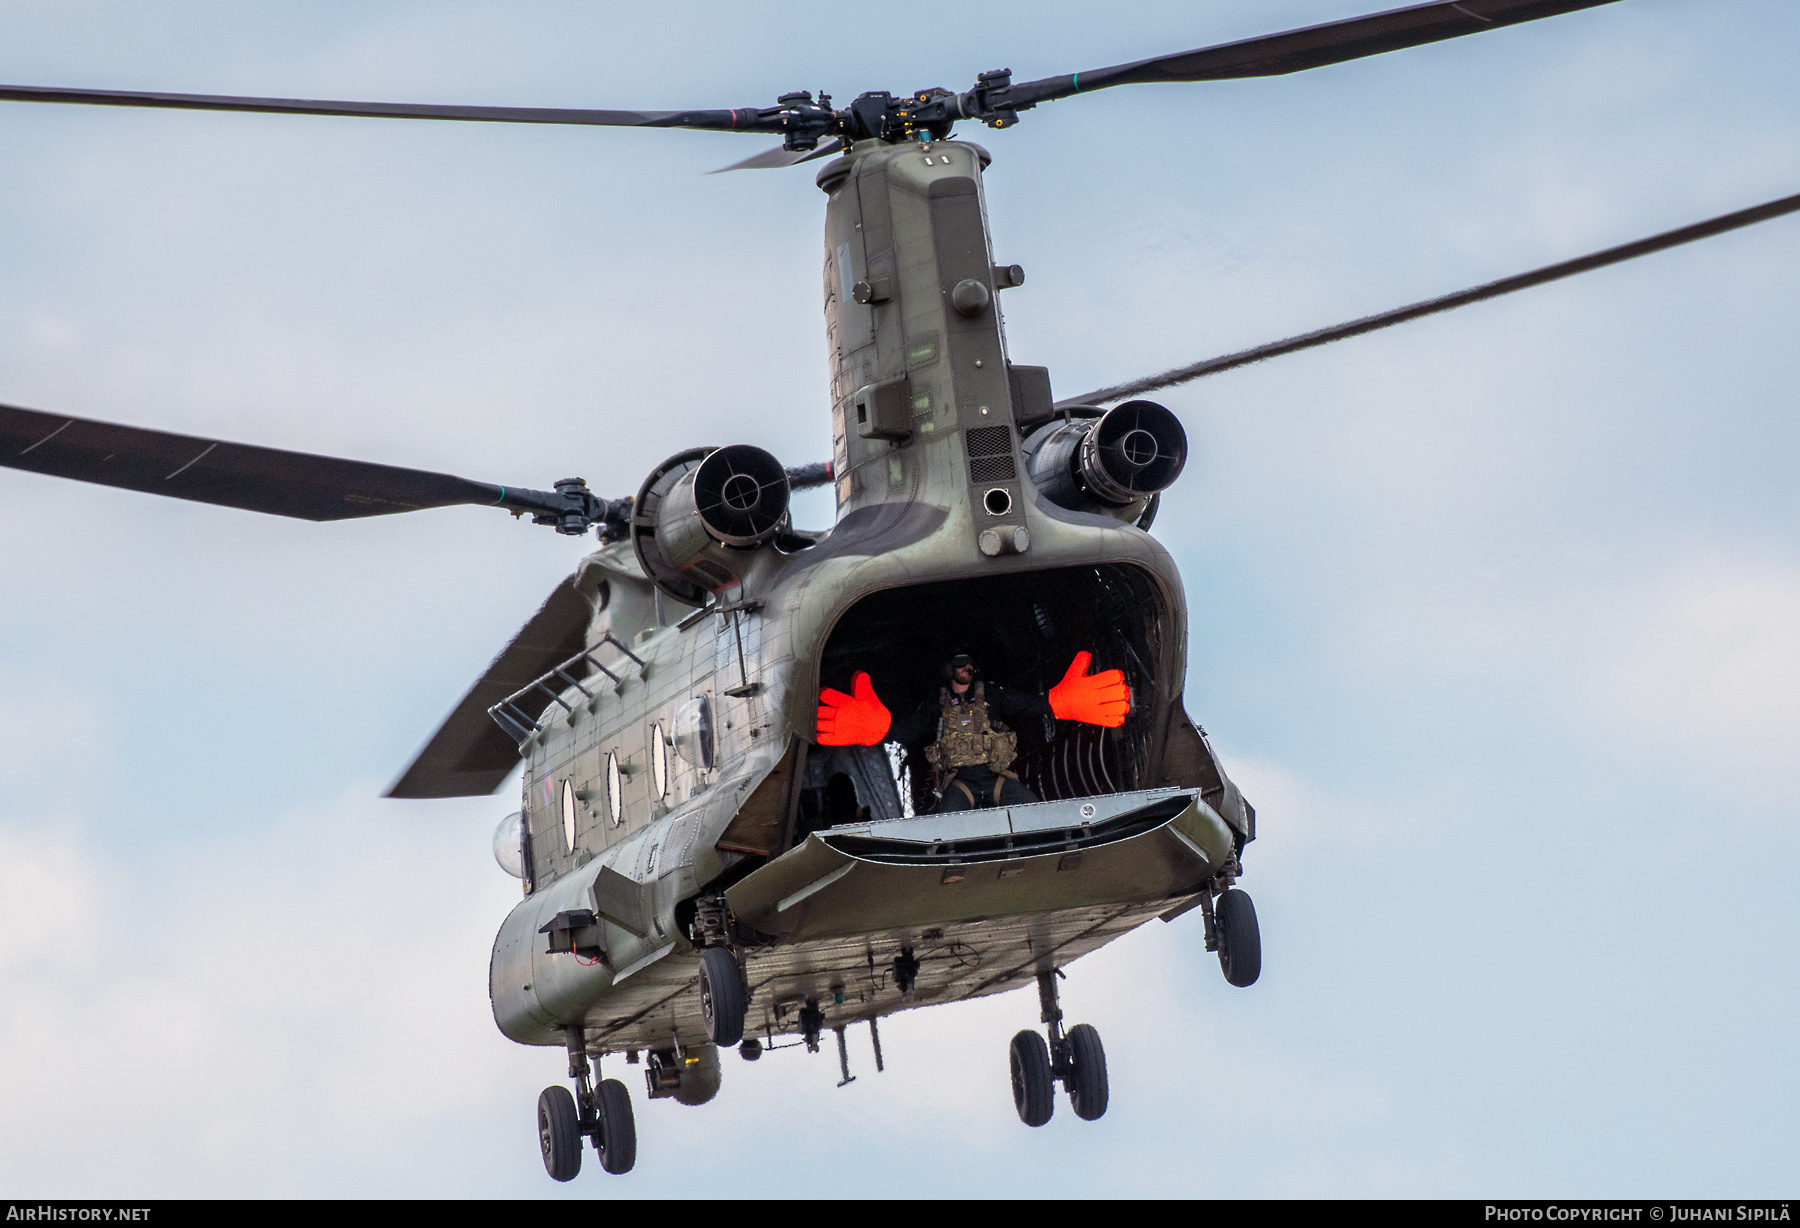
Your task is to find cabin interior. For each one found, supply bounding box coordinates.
[802,562,1167,833]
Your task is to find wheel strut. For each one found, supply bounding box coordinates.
[565,1025,599,1138]
[1197,889,1220,952]
[1036,969,1067,1067]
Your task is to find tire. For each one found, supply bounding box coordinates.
[537,1085,582,1182]
[698,946,747,1047]
[738,1037,763,1062]
[1065,1023,1109,1121]
[595,1078,637,1175]
[1217,888,1262,987]
[1009,1030,1055,1127]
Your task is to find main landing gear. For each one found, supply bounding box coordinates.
[538,1026,637,1182]
[1009,968,1108,1127]
[1200,886,1262,988]
[695,897,750,1047]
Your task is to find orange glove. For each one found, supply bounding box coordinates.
[1048,651,1130,727]
[817,672,892,746]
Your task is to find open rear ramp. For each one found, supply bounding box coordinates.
[727,786,1230,940]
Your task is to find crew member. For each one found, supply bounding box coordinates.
[895,651,1044,810]
[816,650,1131,812]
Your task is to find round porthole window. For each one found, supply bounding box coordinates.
[561,779,578,852]
[606,752,624,827]
[650,723,670,800]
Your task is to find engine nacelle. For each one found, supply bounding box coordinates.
[1023,399,1187,522]
[634,445,791,605]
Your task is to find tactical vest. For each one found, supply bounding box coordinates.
[924,682,1018,774]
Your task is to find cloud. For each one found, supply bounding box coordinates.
[1222,754,1438,871]
[1575,549,1800,809]
[0,825,105,974]
[0,793,537,1196]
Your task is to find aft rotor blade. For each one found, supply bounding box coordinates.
[711,138,844,173]
[1006,0,1622,108]
[0,401,552,520]
[1061,188,1800,406]
[386,572,600,799]
[784,460,835,489]
[0,83,782,133]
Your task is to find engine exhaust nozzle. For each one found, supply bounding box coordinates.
[653,443,792,584]
[686,444,791,548]
[1076,400,1187,506]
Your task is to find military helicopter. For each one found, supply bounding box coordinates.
[3,0,1795,1184]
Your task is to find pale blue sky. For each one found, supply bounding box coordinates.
[0,0,1795,1197]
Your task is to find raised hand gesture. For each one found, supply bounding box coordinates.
[816,671,892,746]
[1048,651,1130,727]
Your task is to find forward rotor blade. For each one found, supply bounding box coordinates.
[0,83,782,134]
[1061,188,1800,407]
[0,402,573,521]
[386,572,601,799]
[1007,0,1622,108]
[711,138,844,173]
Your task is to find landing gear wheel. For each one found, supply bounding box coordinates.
[699,946,747,1047]
[595,1078,637,1175]
[1009,1029,1055,1127]
[537,1085,582,1182]
[1064,1023,1109,1121]
[1217,888,1261,987]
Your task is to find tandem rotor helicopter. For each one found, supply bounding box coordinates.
[3,0,1794,1184]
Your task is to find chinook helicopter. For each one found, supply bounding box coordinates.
[3,0,1796,1184]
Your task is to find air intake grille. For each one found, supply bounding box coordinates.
[966,425,1016,482]
[967,425,1011,456]
[970,454,1018,481]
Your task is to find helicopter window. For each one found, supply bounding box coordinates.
[673,697,714,771]
[649,723,670,800]
[818,563,1163,813]
[492,811,525,879]
[835,241,854,304]
[560,779,578,852]
[605,753,624,827]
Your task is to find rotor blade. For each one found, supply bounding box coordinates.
[0,82,782,134]
[711,138,844,173]
[1060,188,1800,407]
[785,461,835,489]
[0,401,584,521]
[1006,0,1622,108]
[386,572,601,799]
